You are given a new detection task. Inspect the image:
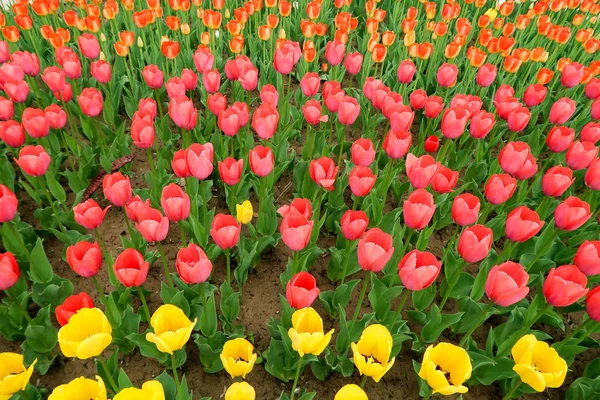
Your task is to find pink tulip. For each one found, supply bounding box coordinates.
[398,250,441,291]
[486,262,529,307]
[161,183,190,222]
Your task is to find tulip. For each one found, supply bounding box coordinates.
[586,287,600,322]
[125,196,151,223]
[351,139,375,167]
[142,65,164,89]
[325,40,346,67]
[11,52,39,77]
[458,225,493,263]
[218,106,241,136]
[217,158,243,187]
[44,104,67,130]
[166,77,186,99]
[138,99,157,119]
[169,95,197,130]
[58,308,112,359]
[256,86,278,109]
[344,52,363,75]
[4,79,29,103]
[419,343,471,395]
[42,66,66,92]
[309,157,339,191]
[302,100,328,125]
[78,33,100,59]
[273,41,301,75]
[388,104,414,132]
[542,166,573,197]
[575,241,600,277]
[193,47,214,73]
[0,97,14,121]
[424,136,440,153]
[334,385,368,400]
[0,252,19,291]
[523,84,547,107]
[0,352,36,399]
[176,243,212,284]
[286,272,320,309]
[585,159,600,190]
[48,376,107,400]
[113,381,165,400]
[21,107,49,138]
[219,338,258,380]
[348,166,376,197]
[566,141,598,170]
[114,248,149,287]
[543,265,589,307]
[440,106,469,139]
[208,93,227,116]
[248,145,274,177]
[403,189,436,230]
[53,83,72,102]
[586,79,600,100]
[496,97,522,120]
[383,129,411,159]
[351,324,395,383]
[91,60,111,84]
[146,304,197,354]
[398,250,441,291]
[324,83,345,113]
[498,142,538,180]
[77,88,103,117]
[0,185,18,223]
[405,154,439,189]
[0,120,24,148]
[485,174,517,204]
[555,196,591,231]
[357,228,394,272]
[236,201,253,225]
[186,142,214,180]
[546,126,575,153]
[300,72,320,97]
[436,63,458,87]
[225,382,255,400]
[288,307,334,357]
[338,96,360,125]
[66,241,102,278]
[73,200,109,230]
[512,335,567,392]
[131,111,155,149]
[409,89,427,110]
[592,98,600,120]
[278,198,312,219]
[160,184,190,222]
[505,206,544,242]
[202,69,220,93]
[432,166,458,193]
[561,62,584,88]
[56,292,95,326]
[252,103,279,140]
[15,145,51,177]
[486,262,529,307]
[507,107,531,132]
[340,210,369,241]
[280,212,313,252]
[102,172,132,208]
[211,214,241,250]
[397,60,417,84]
[476,64,497,87]
[581,122,600,144]
[136,207,169,243]
[452,193,480,226]
[549,97,576,124]
[180,69,198,91]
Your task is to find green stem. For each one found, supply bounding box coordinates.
[171,353,180,391]
[339,240,355,285]
[502,382,521,400]
[555,318,596,351]
[390,289,411,327]
[122,207,135,238]
[352,271,372,324]
[439,260,468,310]
[155,89,164,118]
[478,202,493,224]
[360,374,368,389]
[97,354,119,394]
[38,178,67,232]
[289,356,303,400]
[138,288,151,322]
[179,223,187,247]
[6,222,34,265]
[226,250,231,286]
[459,302,494,347]
[156,241,175,287]
[92,276,108,305]
[5,291,32,323]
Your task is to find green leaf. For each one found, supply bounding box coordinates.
[29,239,54,284]
[46,174,67,203]
[156,371,177,400]
[257,193,278,236]
[421,305,464,343]
[412,282,436,311]
[199,293,217,338]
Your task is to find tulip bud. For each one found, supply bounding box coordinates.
[543,265,589,307]
[286,271,320,308]
[486,262,529,307]
[236,201,253,225]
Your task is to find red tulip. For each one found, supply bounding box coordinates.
[0,41,8,63]
[409,90,427,111]
[138,98,157,119]
[585,158,600,190]
[349,166,376,197]
[484,174,517,205]
[60,51,82,80]
[21,108,49,139]
[549,97,576,124]
[485,262,529,307]
[232,102,249,127]
[169,95,197,130]
[424,136,439,153]
[114,248,149,287]
[0,185,17,223]
[218,106,241,136]
[249,145,275,177]
[362,77,381,101]
[161,183,190,222]
[546,126,575,153]
[0,120,25,148]
[357,228,394,272]
[142,65,164,89]
[238,62,259,92]
[405,154,439,189]
[273,40,301,75]
[441,106,469,139]
[498,142,538,180]
[581,122,600,144]
[388,104,414,132]
[506,206,544,242]
[458,224,493,263]
[202,69,220,93]
[280,211,313,251]
[302,100,328,125]
[325,40,346,66]
[11,51,39,77]
[507,107,531,133]
[397,60,417,84]
[543,265,589,307]
[324,84,345,113]
[452,193,480,226]
[542,166,574,197]
[340,210,369,241]
[42,67,65,93]
[496,98,522,121]
[78,87,103,117]
[0,252,19,291]
[44,104,67,130]
[451,94,482,116]
[181,68,198,91]
[575,241,600,276]
[0,96,13,120]
[476,64,496,87]
[286,271,320,308]
[125,195,151,222]
[403,189,436,230]
[398,250,441,291]
[469,110,495,139]
[523,83,547,107]
[344,52,363,75]
[211,213,241,249]
[586,78,600,100]
[436,63,458,87]
[561,62,584,88]
[260,84,279,107]
[193,47,214,73]
[131,111,155,149]
[300,72,320,97]
[55,292,94,326]
[338,96,360,125]
[592,98,600,120]
[351,138,375,167]
[252,103,279,140]
[53,83,72,102]
[555,196,591,231]
[423,96,444,118]
[102,172,132,208]
[310,157,339,191]
[566,141,598,170]
[136,207,169,243]
[78,33,100,59]
[278,198,312,219]
[166,77,186,99]
[586,287,600,322]
[176,243,213,284]
[186,142,214,180]
[208,93,227,116]
[382,92,403,119]
[218,157,244,186]
[432,166,458,193]
[383,129,411,159]
[74,199,110,230]
[66,241,102,278]
[15,145,51,177]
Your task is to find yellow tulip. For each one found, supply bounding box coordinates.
[137,37,144,48]
[48,376,107,400]
[113,380,165,400]
[0,353,36,400]
[511,334,567,392]
[58,308,112,360]
[418,342,472,395]
[181,23,191,35]
[220,338,258,379]
[146,304,197,355]
[334,384,368,400]
[484,8,498,20]
[236,201,254,225]
[225,382,255,400]
[288,307,334,357]
[351,324,395,383]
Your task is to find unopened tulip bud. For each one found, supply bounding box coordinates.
[99,51,106,60]
[181,23,190,35]
[100,33,106,42]
[279,28,286,39]
[137,37,144,47]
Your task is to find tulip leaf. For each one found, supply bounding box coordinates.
[464,162,488,184]
[199,292,218,338]
[29,238,54,284]
[368,275,403,322]
[219,282,241,333]
[117,368,133,389]
[194,331,226,373]
[0,154,15,191]
[45,174,66,204]
[534,221,557,256]
[470,257,493,302]
[413,282,436,311]
[473,357,516,385]
[156,371,177,400]
[31,275,73,310]
[23,306,57,354]
[565,377,600,400]
[310,357,331,381]
[257,193,278,236]
[421,305,464,343]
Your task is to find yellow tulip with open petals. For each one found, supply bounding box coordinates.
[58,308,112,359]
[288,307,334,357]
[225,382,255,400]
[418,342,472,395]
[146,304,197,355]
[511,334,567,392]
[334,384,368,400]
[351,324,395,383]
[0,353,36,400]
[48,376,107,400]
[113,380,165,400]
[220,338,258,379]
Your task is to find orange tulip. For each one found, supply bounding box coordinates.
[498,36,516,54]
[576,29,592,44]
[590,61,600,75]
[456,18,471,36]
[120,31,134,46]
[315,23,327,36]
[349,18,359,30]
[414,42,433,59]
[85,16,101,32]
[147,0,160,9]
[467,47,486,67]
[445,42,461,59]
[453,34,467,46]
[258,25,271,40]
[49,33,65,48]
[203,10,222,29]
[434,22,448,37]
[265,0,276,7]
[234,8,248,24]
[372,43,387,63]
[581,0,593,12]
[555,27,571,44]
[573,13,585,26]
[478,15,490,28]
[86,4,100,17]
[114,41,129,56]
[103,1,119,19]
[478,28,492,46]
[365,0,376,15]
[406,6,417,19]
[403,31,415,47]
[335,30,349,44]
[15,16,33,30]
[582,67,594,84]
[279,0,291,16]
[499,1,514,16]
[161,40,180,59]
[32,1,50,16]
[2,26,20,42]
[487,38,499,54]
[0,12,5,27]
[40,25,54,39]
[122,0,134,11]
[212,0,224,8]
[503,23,515,37]
[226,20,243,35]
[504,56,522,73]
[584,38,600,54]
[133,11,148,28]
[424,2,436,19]
[373,9,386,22]
[475,0,486,7]
[537,68,554,85]
[512,48,530,62]
[557,58,572,73]
[12,3,28,16]
[366,17,379,34]
[550,0,566,12]
[56,27,70,42]
[166,16,181,31]
[538,22,551,37]
[201,32,211,45]
[229,34,244,54]
[493,18,504,30]
[244,1,256,16]
[516,15,530,30]
[533,1,548,14]
[426,21,435,32]
[306,1,321,19]
[382,31,395,46]
[267,14,279,29]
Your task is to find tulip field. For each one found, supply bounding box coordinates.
[2,0,600,398]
